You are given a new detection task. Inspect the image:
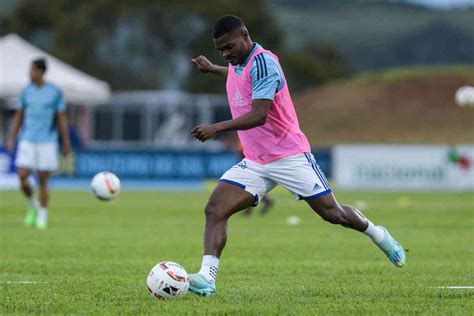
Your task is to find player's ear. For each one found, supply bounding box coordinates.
[240,28,249,39]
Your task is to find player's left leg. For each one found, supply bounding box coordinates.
[306,193,406,267]
[35,171,50,229]
[189,181,256,296]
[34,142,58,230]
[189,158,275,297]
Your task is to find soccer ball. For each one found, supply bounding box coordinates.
[146,261,189,299]
[455,86,474,107]
[90,171,121,201]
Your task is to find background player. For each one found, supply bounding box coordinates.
[6,58,71,229]
[189,15,406,296]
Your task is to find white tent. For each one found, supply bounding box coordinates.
[0,34,110,104]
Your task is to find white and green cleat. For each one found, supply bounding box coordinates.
[35,212,48,230]
[188,274,216,297]
[23,208,37,227]
[377,226,406,267]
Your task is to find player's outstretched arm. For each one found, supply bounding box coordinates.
[191,99,271,142]
[6,110,24,153]
[191,55,228,77]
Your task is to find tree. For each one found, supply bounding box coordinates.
[2,0,284,91]
[282,44,352,92]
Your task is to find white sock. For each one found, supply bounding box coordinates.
[198,255,219,283]
[28,197,38,209]
[364,220,385,244]
[38,207,48,221]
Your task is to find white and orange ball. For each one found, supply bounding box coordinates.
[146,261,189,299]
[90,171,121,201]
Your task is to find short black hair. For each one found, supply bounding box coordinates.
[32,58,47,73]
[213,15,245,39]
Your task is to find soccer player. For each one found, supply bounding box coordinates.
[224,132,274,216]
[6,58,71,229]
[189,16,406,296]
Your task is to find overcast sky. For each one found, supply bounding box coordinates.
[403,0,474,8]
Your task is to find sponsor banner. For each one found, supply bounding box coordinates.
[74,151,240,178]
[333,145,474,190]
[0,147,18,190]
[74,149,331,179]
[0,147,332,189]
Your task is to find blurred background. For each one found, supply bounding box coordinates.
[1,0,473,192]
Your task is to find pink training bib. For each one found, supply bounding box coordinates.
[226,46,311,164]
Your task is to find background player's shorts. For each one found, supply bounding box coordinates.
[219,152,331,205]
[15,140,59,172]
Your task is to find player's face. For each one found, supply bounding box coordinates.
[30,64,44,82]
[214,30,250,66]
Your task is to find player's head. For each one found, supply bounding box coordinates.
[30,58,47,82]
[213,15,253,66]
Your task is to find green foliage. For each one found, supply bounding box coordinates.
[11,1,470,92]
[1,189,473,314]
[1,0,287,91]
[390,20,474,66]
[1,0,351,92]
[282,44,352,92]
[270,1,474,71]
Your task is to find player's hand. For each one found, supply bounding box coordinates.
[191,55,216,73]
[62,143,72,156]
[191,124,218,142]
[6,137,14,153]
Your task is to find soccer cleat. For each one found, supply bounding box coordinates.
[188,274,216,297]
[23,208,37,227]
[377,226,406,267]
[260,198,274,216]
[35,212,48,230]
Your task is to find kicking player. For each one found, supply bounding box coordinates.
[189,16,406,296]
[224,132,274,216]
[6,58,71,229]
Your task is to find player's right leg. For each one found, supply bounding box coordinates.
[306,194,406,267]
[17,167,37,226]
[242,206,252,216]
[267,153,405,267]
[15,141,39,227]
[259,195,274,215]
[188,181,255,296]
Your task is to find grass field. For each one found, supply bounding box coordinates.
[1,186,473,315]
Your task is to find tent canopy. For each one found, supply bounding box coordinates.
[0,34,111,104]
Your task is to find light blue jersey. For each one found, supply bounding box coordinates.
[18,82,66,143]
[234,43,285,100]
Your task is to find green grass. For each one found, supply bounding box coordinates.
[1,187,473,315]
